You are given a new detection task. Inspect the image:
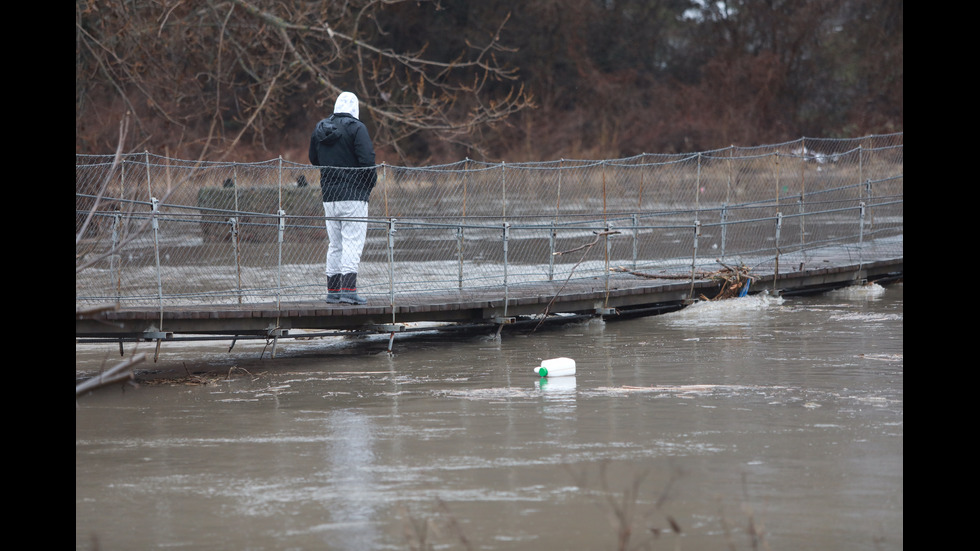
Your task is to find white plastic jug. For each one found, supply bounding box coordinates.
[534,357,576,377]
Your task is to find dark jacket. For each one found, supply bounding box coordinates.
[309,113,377,203]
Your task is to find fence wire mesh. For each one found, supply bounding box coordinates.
[76,134,903,308]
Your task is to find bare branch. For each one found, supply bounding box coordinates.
[76,353,145,397]
[77,0,532,161]
[76,114,130,247]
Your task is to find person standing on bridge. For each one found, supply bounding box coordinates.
[309,91,378,305]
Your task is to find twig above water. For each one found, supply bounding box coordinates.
[534,231,620,332]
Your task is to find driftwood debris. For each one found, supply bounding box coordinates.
[76,353,146,397]
[612,261,754,301]
[701,262,754,300]
[139,365,265,386]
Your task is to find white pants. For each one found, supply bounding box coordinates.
[323,201,368,275]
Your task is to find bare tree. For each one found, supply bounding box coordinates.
[76,0,900,162]
[76,0,533,162]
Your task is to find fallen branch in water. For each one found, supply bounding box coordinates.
[76,353,145,397]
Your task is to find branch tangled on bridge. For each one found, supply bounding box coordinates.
[611,263,754,301]
[702,263,755,301]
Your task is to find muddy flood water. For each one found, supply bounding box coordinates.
[76,283,903,551]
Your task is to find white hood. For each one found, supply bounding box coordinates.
[334,91,359,119]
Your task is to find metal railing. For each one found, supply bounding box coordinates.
[76,134,903,309]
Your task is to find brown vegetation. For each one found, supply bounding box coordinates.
[76,0,902,165]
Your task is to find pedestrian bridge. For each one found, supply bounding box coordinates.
[76,134,903,355]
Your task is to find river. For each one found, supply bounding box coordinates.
[76,282,903,550]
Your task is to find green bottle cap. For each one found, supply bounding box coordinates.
[538,367,548,377]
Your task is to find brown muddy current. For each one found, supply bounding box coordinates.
[76,283,903,551]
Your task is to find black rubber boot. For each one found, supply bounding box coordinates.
[338,273,367,305]
[326,274,342,303]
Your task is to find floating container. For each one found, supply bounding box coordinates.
[534,357,576,377]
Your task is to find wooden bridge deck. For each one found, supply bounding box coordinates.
[76,258,903,342]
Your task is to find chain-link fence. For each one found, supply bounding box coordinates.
[76,134,903,308]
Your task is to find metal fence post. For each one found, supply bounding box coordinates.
[719,203,728,262]
[858,144,864,196]
[144,151,152,199]
[604,222,611,293]
[111,213,121,303]
[233,166,239,213]
[858,202,866,273]
[277,155,283,209]
[798,141,807,256]
[548,222,556,281]
[797,195,806,261]
[277,209,285,308]
[688,153,703,299]
[150,197,163,312]
[149,196,167,361]
[501,161,507,220]
[631,213,638,271]
[458,161,468,291]
[723,145,732,262]
[456,225,465,290]
[388,218,397,311]
[688,219,701,299]
[229,217,242,304]
[502,222,510,317]
[550,159,563,281]
[773,212,783,291]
